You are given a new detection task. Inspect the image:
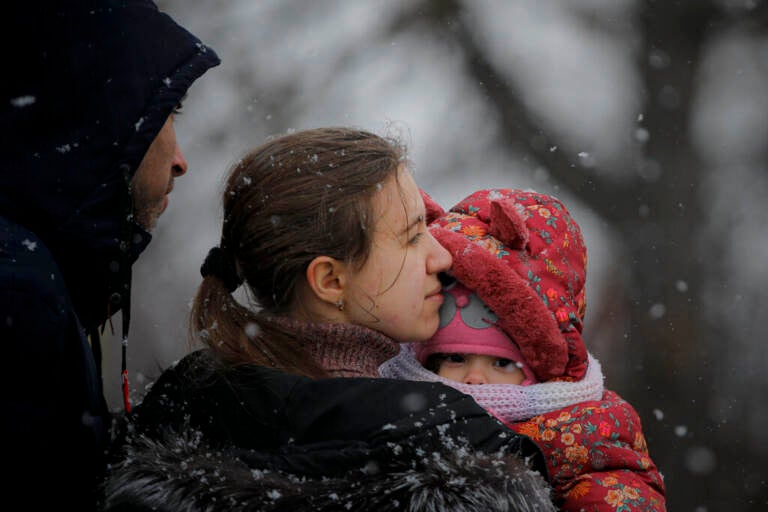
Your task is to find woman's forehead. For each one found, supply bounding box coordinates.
[372,167,420,219]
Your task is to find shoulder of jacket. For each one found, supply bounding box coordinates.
[1,223,69,322]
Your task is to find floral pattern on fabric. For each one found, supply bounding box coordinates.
[425,188,593,381]
[508,390,666,511]
[435,189,587,340]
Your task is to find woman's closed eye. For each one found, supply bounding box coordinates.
[408,232,424,245]
[406,214,426,245]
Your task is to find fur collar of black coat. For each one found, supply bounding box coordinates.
[104,430,556,512]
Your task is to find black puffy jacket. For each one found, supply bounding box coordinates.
[0,1,219,509]
[106,350,554,511]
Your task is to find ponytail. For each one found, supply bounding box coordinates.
[190,272,329,379]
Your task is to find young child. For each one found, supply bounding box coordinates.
[380,188,666,512]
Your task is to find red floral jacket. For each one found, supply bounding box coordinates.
[506,390,666,511]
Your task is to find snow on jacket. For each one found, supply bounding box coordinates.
[105,430,556,512]
[106,349,556,511]
[0,1,219,509]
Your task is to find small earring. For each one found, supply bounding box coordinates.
[335,299,344,311]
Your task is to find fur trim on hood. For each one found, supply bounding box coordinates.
[104,431,556,512]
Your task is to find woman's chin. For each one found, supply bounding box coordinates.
[411,320,440,343]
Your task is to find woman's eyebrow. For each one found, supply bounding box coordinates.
[399,213,425,236]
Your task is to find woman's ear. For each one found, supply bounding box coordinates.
[305,255,346,307]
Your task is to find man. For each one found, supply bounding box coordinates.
[0,1,220,508]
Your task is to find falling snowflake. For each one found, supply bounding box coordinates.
[11,95,36,107]
[244,322,260,339]
[401,392,427,412]
[649,303,666,319]
[685,445,716,475]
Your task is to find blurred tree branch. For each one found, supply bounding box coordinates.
[389,0,768,508]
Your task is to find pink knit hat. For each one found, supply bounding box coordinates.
[414,281,538,385]
[421,188,589,382]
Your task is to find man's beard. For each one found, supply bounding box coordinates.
[131,190,163,232]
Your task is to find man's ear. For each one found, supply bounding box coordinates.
[305,255,347,306]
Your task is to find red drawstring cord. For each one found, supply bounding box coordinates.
[120,324,131,413]
[121,314,131,413]
[121,365,131,413]
[105,296,131,413]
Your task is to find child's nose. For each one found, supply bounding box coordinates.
[463,367,488,385]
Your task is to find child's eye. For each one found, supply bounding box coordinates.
[441,353,466,365]
[494,358,520,373]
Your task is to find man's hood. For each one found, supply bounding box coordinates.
[1,0,220,329]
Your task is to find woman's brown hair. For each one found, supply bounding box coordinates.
[191,127,407,378]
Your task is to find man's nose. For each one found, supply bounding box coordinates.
[172,144,188,177]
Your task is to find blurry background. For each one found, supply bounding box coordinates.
[103,0,768,509]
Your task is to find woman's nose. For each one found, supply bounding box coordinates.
[427,231,452,274]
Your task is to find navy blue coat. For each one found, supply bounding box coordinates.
[0,1,219,508]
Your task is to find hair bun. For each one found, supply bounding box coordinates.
[200,246,243,293]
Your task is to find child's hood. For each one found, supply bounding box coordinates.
[423,188,589,382]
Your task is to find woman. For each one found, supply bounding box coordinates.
[105,128,555,511]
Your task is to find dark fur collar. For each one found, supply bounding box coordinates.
[104,431,556,512]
